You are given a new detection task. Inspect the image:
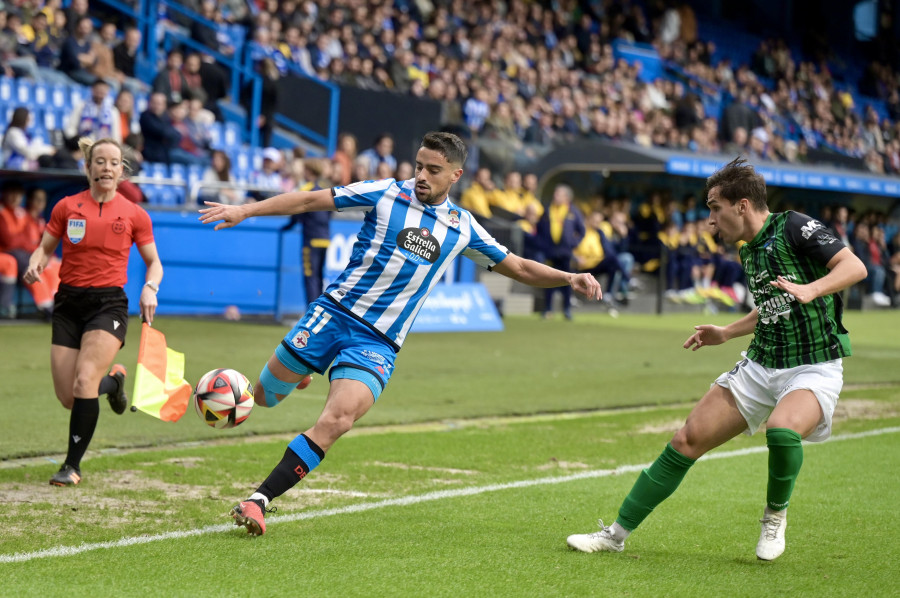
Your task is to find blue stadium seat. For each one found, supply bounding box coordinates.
[145,162,169,179]
[169,163,186,181]
[223,121,242,146]
[251,146,264,171]
[32,81,49,106]
[49,83,68,109]
[0,76,13,103]
[134,92,148,114]
[232,147,251,176]
[187,164,204,185]
[15,79,33,105]
[208,121,224,149]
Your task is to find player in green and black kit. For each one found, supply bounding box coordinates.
[566,157,867,561]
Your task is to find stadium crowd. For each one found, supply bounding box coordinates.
[1,0,899,317]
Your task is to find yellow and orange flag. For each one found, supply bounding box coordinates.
[131,323,192,422]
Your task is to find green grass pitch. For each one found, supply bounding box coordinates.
[0,310,898,597]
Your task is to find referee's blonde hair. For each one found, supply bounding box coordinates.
[79,137,133,180]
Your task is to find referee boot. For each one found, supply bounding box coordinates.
[107,364,129,415]
[49,464,82,486]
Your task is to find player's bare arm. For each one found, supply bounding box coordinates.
[683,308,758,351]
[199,188,336,230]
[492,253,602,300]
[769,247,867,304]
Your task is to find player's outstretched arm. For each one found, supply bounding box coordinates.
[199,189,336,230]
[491,253,602,301]
[683,308,758,351]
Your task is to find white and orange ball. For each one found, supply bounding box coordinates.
[193,368,254,429]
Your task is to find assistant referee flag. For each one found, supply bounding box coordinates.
[131,323,192,421]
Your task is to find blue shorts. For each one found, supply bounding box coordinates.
[278,295,397,398]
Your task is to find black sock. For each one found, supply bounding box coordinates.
[98,374,117,396]
[257,435,325,502]
[66,398,100,470]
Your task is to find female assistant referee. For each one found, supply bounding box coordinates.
[24,137,163,486]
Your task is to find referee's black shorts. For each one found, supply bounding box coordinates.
[52,284,129,349]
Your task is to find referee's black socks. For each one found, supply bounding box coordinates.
[66,397,100,471]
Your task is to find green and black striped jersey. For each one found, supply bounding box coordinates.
[740,212,851,369]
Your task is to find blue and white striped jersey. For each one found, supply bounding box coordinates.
[327,177,509,349]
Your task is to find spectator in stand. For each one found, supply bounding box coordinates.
[332,133,357,186]
[575,211,627,308]
[167,98,210,168]
[191,0,222,53]
[140,92,180,165]
[12,188,61,317]
[489,171,528,220]
[249,147,285,201]
[536,184,585,320]
[281,158,332,309]
[241,57,281,147]
[65,79,122,143]
[459,167,497,219]
[181,53,206,103]
[358,134,397,178]
[201,149,244,205]
[280,25,314,76]
[114,89,142,153]
[58,15,98,86]
[22,11,70,84]
[197,52,229,121]
[113,26,148,95]
[852,222,890,307]
[185,91,215,151]
[248,25,288,76]
[63,0,89,37]
[153,48,189,104]
[91,21,124,91]
[1,108,56,171]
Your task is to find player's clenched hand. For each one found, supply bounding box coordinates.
[683,324,728,351]
[571,272,603,301]
[199,202,247,230]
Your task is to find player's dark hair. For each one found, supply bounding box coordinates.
[705,157,768,211]
[421,132,467,167]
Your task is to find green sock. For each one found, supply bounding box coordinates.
[766,428,803,511]
[616,443,696,531]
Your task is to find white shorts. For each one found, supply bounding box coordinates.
[714,352,843,442]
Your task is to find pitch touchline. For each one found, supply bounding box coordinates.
[2,426,897,564]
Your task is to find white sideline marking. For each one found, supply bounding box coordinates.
[2,426,898,564]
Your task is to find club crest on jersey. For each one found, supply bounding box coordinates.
[448,210,460,227]
[112,218,126,234]
[291,330,310,349]
[397,226,440,265]
[67,218,86,244]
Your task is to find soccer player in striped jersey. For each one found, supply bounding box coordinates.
[200,131,603,535]
[567,157,867,561]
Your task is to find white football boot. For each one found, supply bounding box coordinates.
[756,508,787,561]
[567,519,625,553]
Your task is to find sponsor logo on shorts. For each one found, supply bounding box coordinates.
[291,330,310,349]
[67,218,86,244]
[397,227,440,264]
[361,350,386,365]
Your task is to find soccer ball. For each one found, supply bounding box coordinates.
[194,368,254,429]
